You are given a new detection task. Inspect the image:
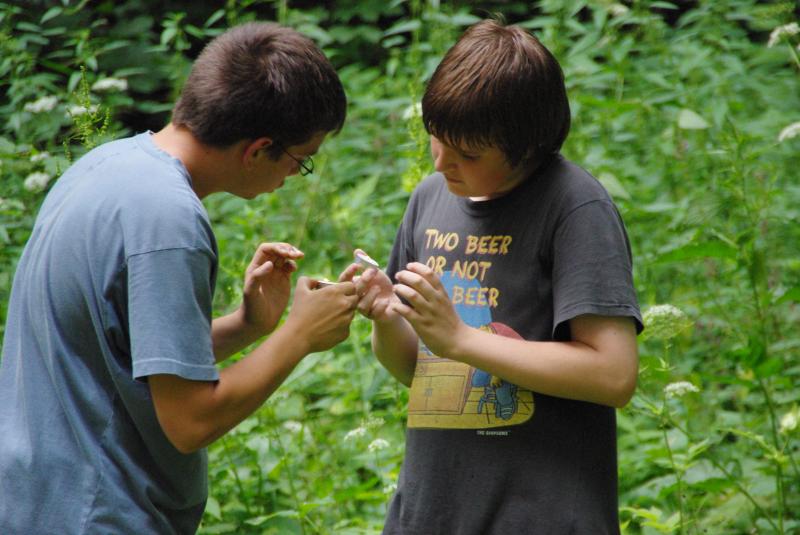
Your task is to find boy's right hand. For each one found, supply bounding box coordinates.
[284,276,358,353]
[339,251,401,323]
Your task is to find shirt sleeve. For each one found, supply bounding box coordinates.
[551,199,643,338]
[386,194,420,282]
[127,247,219,381]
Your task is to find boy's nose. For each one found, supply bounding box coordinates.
[433,148,454,172]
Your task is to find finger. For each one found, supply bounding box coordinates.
[395,270,437,303]
[403,262,444,291]
[354,268,378,297]
[250,242,304,268]
[392,283,428,310]
[251,260,274,278]
[357,285,381,316]
[338,263,363,283]
[390,301,419,323]
[337,281,357,297]
[296,276,313,292]
[281,259,298,273]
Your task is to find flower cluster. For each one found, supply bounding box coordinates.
[91,78,128,92]
[67,104,99,117]
[607,3,629,17]
[664,381,700,398]
[344,426,367,441]
[23,172,52,192]
[24,96,58,114]
[282,420,303,433]
[778,122,800,143]
[767,22,799,48]
[780,406,799,434]
[367,438,389,453]
[642,304,692,341]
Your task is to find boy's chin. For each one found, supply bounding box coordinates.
[443,180,468,196]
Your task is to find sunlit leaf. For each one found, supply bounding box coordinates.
[678,108,710,129]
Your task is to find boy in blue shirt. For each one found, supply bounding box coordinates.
[0,22,357,534]
[345,19,643,533]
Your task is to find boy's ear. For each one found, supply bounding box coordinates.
[242,137,274,167]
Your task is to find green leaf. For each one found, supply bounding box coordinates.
[776,285,800,304]
[204,9,225,28]
[204,496,221,520]
[678,109,710,130]
[598,172,631,200]
[755,357,783,378]
[41,7,63,24]
[655,241,737,263]
[16,21,42,33]
[244,510,300,525]
[383,20,420,37]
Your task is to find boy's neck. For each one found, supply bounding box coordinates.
[151,123,247,199]
[470,159,540,202]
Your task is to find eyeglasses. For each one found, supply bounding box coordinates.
[279,146,314,176]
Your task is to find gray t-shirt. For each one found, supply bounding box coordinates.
[0,133,219,534]
[383,155,642,534]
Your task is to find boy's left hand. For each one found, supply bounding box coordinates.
[241,242,304,335]
[392,262,467,357]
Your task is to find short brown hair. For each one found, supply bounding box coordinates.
[172,22,346,156]
[422,19,570,168]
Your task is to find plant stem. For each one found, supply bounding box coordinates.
[221,435,252,516]
[758,377,785,533]
[661,391,686,535]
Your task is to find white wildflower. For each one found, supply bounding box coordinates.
[778,122,800,142]
[282,420,302,433]
[67,104,99,117]
[664,381,700,398]
[23,171,52,192]
[402,102,422,120]
[608,3,629,17]
[383,482,398,495]
[91,77,128,92]
[368,438,389,452]
[780,407,799,434]
[30,151,50,163]
[642,304,692,340]
[767,22,799,48]
[24,96,58,113]
[344,427,367,441]
[363,416,385,429]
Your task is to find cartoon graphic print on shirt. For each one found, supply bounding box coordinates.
[407,270,535,429]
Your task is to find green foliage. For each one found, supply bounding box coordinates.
[1,1,799,533]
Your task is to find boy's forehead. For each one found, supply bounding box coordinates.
[439,135,491,153]
[292,131,327,155]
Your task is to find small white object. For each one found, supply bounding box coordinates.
[316,279,338,288]
[355,251,379,269]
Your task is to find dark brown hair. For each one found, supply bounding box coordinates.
[422,19,570,168]
[172,22,346,157]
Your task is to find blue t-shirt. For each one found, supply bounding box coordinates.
[0,133,220,534]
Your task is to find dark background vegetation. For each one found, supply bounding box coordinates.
[1,1,799,533]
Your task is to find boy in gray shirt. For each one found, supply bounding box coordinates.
[345,19,643,534]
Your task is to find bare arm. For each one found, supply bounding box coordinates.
[341,261,418,386]
[211,242,303,361]
[149,277,357,453]
[446,315,638,408]
[371,315,418,386]
[393,262,639,408]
